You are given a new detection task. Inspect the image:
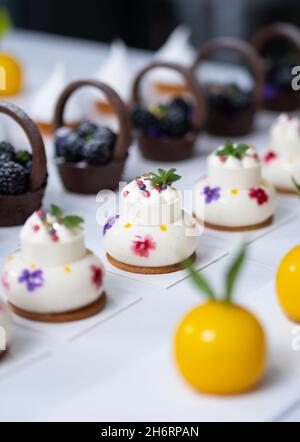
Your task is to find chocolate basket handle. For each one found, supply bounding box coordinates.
[0,102,47,192]
[252,23,300,55]
[192,37,265,105]
[132,62,206,129]
[54,80,132,160]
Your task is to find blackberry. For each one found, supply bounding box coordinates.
[160,107,190,137]
[267,60,295,90]
[93,126,117,149]
[82,139,112,165]
[0,161,27,195]
[60,132,84,164]
[169,97,191,116]
[0,141,16,166]
[131,106,160,131]
[54,127,72,157]
[16,150,33,174]
[76,121,98,139]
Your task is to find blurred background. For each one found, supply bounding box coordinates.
[1,0,300,49]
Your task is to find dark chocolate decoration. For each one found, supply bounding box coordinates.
[0,102,47,227]
[252,23,300,112]
[131,62,206,162]
[54,80,132,194]
[192,37,264,137]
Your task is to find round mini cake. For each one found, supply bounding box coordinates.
[0,300,12,360]
[262,114,300,194]
[193,143,276,231]
[1,206,107,323]
[104,169,198,274]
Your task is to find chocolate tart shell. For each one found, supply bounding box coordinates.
[54,80,131,195]
[0,102,47,227]
[131,62,206,162]
[252,23,300,112]
[138,132,198,162]
[57,158,126,194]
[192,38,264,137]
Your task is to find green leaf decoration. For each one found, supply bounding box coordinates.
[0,8,12,39]
[63,215,84,229]
[17,150,31,163]
[51,205,63,218]
[184,259,216,301]
[216,141,250,160]
[292,177,300,198]
[147,168,182,187]
[225,246,247,303]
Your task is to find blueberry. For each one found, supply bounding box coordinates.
[93,126,117,149]
[76,121,98,139]
[61,132,84,163]
[82,139,112,165]
[55,127,72,157]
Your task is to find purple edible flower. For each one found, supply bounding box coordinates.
[263,84,279,101]
[103,215,120,237]
[18,269,44,293]
[202,186,221,204]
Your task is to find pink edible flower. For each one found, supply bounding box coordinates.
[132,235,156,258]
[263,151,278,164]
[249,188,269,206]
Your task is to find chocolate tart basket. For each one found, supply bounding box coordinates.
[0,102,47,227]
[131,62,206,162]
[252,23,300,112]
[192,38,264,137]
[54,80,132,195]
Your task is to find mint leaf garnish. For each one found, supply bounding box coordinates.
[51,205,63,218]
[217,141,250,160]
[63,216,84,229]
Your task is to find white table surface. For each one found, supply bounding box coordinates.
[0,29,300,422]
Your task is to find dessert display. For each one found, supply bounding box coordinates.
[54,80,131,194]
[193,142,276,231]
[276,180,300,323]
[192,38,264,136]
[262,114,300,194]
[1,205,107,323]
[252,23,300,112]
[104,169,198,274]
[131,62,205,162]
[150,25,195,99]
[0,9,23,97]
[0,102,47,227]
[175,248,267,395]
[30,63,83,135]
[93,40,131,115]
[0,299,12,360]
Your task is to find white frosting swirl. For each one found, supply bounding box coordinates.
[30,63,83,125]
[150,25,195,86]
[94,40,132,102]
[271,114,300,155]
[208,145,262,189]
[120,176,182,225]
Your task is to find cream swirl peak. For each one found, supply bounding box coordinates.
[121,169,182,225]
[271,114,300,155]
[208,143,261,189]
